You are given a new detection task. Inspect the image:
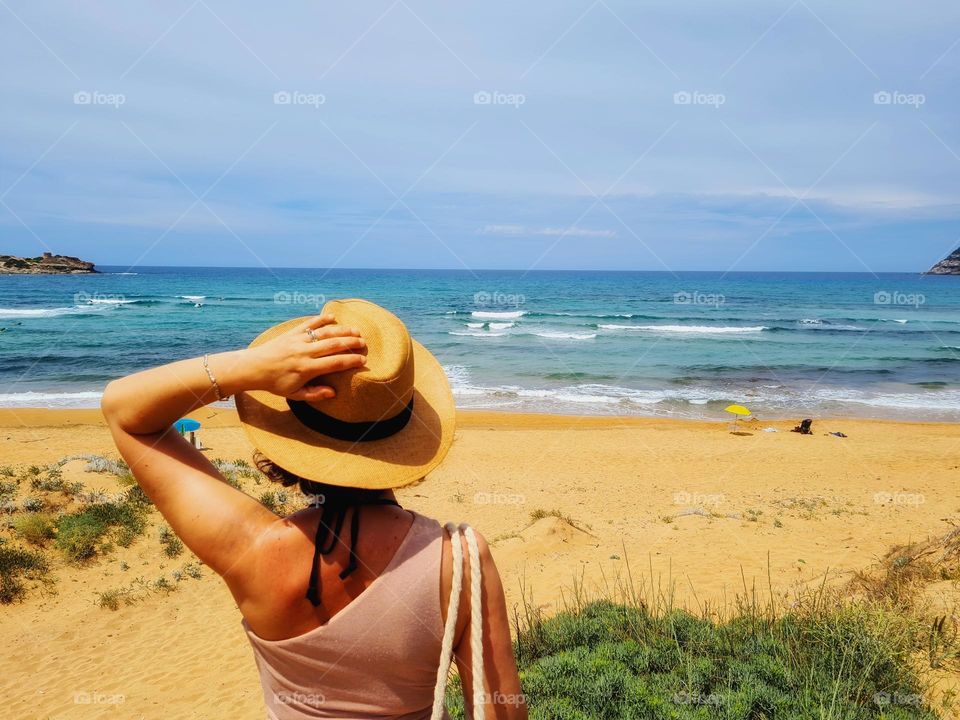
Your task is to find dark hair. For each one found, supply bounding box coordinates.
[252,450,386,508]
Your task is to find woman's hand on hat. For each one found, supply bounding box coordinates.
[242,314,366,401]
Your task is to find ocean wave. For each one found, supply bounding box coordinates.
[530,311,641,319]
[818,324,865,332]
[532,330,597,340]
[448,376,960,418]
[599,324,768,335]
[180,295,206,301]
[465,321,516,330]
[86,298,137,305]
[451,325,597,340]
[818,388,960,411]
[0,305,113,318]
[0,390,103,407]
[442,364,471,384]
[446,310,658,321]
[449,380,734,409]
[449,330,510,338]
[544,371,618,381]
[795,319,865,331]
[470,310,526,320]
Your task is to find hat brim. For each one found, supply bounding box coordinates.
[236,321,455,490]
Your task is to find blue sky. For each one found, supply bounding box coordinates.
[1,1,958,271]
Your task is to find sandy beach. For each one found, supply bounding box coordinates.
[1,408,958,718]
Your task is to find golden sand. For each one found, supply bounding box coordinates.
[0,408,957,718]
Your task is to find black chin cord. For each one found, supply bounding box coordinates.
[305,497,402,607]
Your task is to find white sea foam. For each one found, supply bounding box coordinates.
[441,363,960,419]
[449,330,510,337]
[450,381,734,408]
[0,305,110,318]
[816,387,960,411]
[463,321,516,330]
[545,312,635,318]
[599,324,767,335]
[0,391,103,407]
[442,364,472,386]
[797,321,864,331]
[471,310,525,320]
[180,295,206,301]
[533,330,597,340]
[86,298,136,305]
[0,307,73,317]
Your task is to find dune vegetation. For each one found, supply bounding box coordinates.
[446,544,960,720]
[0,455,288,607]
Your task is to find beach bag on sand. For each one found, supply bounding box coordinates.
[431,523,484,720]
[792,418,813,434]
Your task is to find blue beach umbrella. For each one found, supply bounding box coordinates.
[173,418,201,434]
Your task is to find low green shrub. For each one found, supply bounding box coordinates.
[0,480,17,502]
[159,525,184,558]
[258,490,289,515]
[22,496,44,512]
[12,513,56,546]
[56,501,147,561]
[98,589,122,611]
[446,599,942,719]
[125,485,152,507]
[0,545,48,603]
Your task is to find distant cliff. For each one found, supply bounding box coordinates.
[0,252,98,274]
[927,247,960,275]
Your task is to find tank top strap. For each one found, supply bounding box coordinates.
[306,497,402,606]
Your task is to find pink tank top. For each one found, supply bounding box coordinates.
[242,511,451,720]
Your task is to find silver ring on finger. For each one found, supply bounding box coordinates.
[305,328,319,342]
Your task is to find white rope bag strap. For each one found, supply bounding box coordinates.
[431,522,484,720]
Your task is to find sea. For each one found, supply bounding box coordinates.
[0,267,958,421]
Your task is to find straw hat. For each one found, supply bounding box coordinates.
[236,299,455,490]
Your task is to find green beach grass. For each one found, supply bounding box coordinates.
[0,455,287,603]
[444,556,957,719]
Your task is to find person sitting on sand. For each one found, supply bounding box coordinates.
[101,299,525,720]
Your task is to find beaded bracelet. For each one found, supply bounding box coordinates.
[202,353,229,402]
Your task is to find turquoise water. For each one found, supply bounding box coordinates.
[0,268,958,420]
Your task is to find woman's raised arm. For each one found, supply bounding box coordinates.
[100,314,366,578]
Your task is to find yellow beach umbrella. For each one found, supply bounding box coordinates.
[725,404,752,431]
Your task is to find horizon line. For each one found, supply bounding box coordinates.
[84,264,944,275]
